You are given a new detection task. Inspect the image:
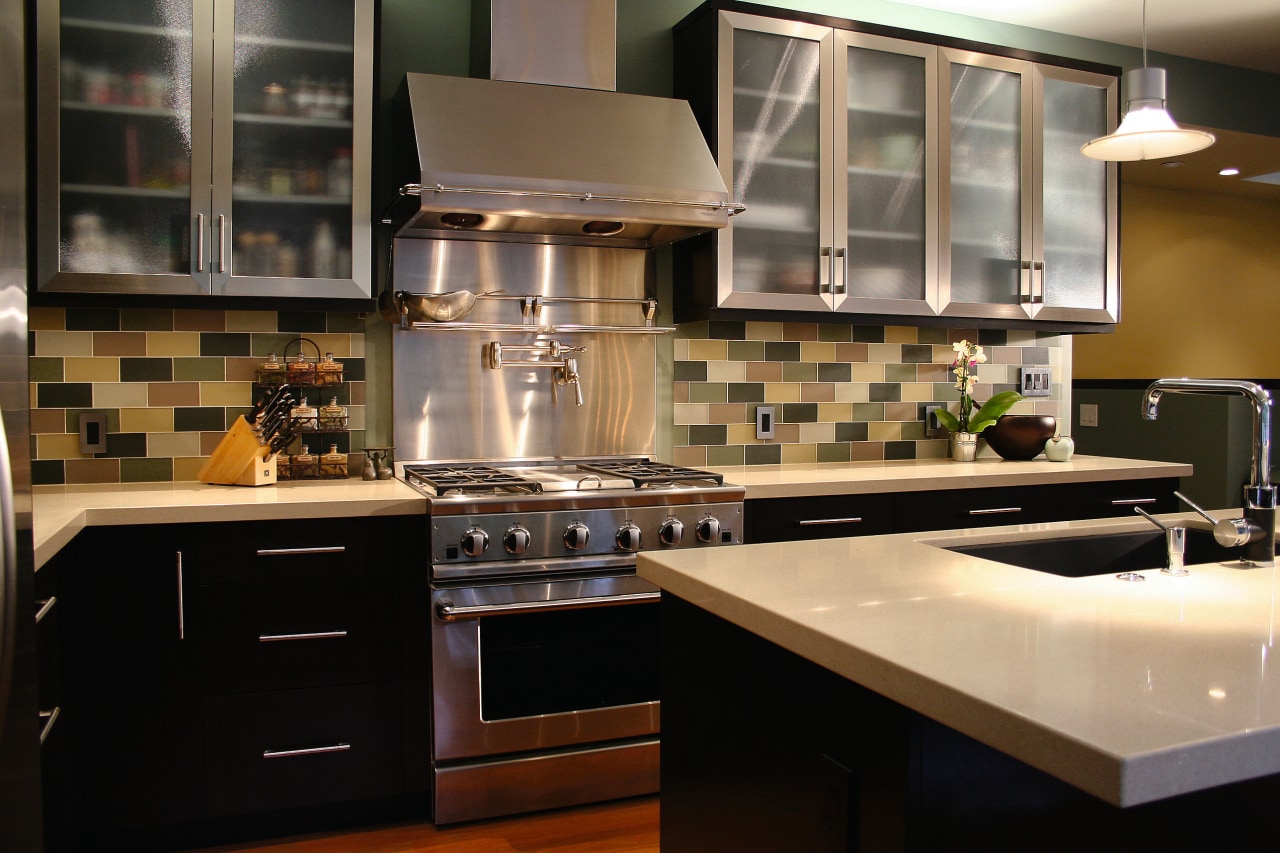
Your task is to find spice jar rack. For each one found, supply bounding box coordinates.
[255,337,351,480]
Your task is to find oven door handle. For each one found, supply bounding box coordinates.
[435,590,660,621]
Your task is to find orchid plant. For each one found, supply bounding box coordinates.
[933,340,1022,435]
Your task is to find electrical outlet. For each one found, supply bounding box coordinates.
[1079,403,1099,427]
[756,406,776,440]
[924,405,943,437]
[79,411,108,454]
[1020,366,1052,397]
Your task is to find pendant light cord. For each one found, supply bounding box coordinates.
[1141,0,1148,68]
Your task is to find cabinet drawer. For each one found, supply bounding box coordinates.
[204,681,403,816]
[1054,479,1180,520]
[896,486,1054,532]
[197,517,380,585]
[745,494,893,543]
[200,578,398,694]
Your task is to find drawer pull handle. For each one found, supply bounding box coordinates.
[1111,498,1158,506]
[263,742,351,760]
[437,591,660,621]
[258,630,348,643]
[255,546,347,557]
[39,707,61,745]
[968,507,1022,516]
[35,595,57,624]
[797,517,863,526]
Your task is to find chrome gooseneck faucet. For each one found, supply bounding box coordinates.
[1142,378,1276,567]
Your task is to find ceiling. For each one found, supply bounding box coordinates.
[883,0,1280,75]
[883,0,1280,200]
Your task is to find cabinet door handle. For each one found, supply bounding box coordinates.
[834,247,847,295]
[818,245,832,293]
[1032,260,1045,303]
[176,550,185,640]
[39,707,61,745]
[258,630,348,643]
[195,214,205,272]
[217,214,227,273]
[35,595,57,624]
[1019,260,1032,302]
[968,507,1022,516]
[1111,497,1158,506]
[797,517,863,526]
[255,546,346,557]
[263,742,351,760]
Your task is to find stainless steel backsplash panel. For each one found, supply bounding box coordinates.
[391,239,659,461]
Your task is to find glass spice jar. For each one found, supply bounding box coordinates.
[290,397,318,431]
[257,352,286,386]
[315,352,344,386]
[275,452,292,481]
[319,397,347,431]
[286,351,315,385]
[321,444,348,478]
[291,445,319,479]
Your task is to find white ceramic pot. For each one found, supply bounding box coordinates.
[1045,435,1075,462]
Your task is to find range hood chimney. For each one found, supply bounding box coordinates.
[387,0,739,249]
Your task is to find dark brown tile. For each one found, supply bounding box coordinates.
[64,458,121,484]
[30,408,67,435]
[849,442,885,462]
[149,382,201,407]
[173,309,227,332]
[745,362,782,383]
[782,322,818,341]
[835,343,869,363]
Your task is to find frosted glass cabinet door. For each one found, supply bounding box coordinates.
[939,50,1033,317]
[835,31,937,316]
[718,13,833,312]
[38,0,212,294]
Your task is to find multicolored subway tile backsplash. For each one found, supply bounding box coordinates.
[28,307,367,485]
[670,321,1064,468]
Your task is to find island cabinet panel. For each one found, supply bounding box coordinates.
[744,493,892,543]
[660,593,1280,852]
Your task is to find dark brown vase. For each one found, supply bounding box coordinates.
[983,415,1057,461]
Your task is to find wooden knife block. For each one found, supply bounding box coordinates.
[197,416,278,486]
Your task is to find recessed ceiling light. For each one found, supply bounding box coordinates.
[1219,168,1241,176]
[1161,161,1185,168]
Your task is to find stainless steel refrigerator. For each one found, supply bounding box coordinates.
[1,0,44,845]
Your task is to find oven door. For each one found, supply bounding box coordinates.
[430,572,661,762]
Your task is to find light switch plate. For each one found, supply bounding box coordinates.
[924,405,943,437]
[79,412,108,454]
[756,406,776,440]
[1020,367,1052,397]
[1079,403,1099,427]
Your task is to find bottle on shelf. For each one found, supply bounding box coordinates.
[316,353,344,387]
[291,75,315,117]
[327,148,352,199]
[257,352,286,386]
[321,444,348,478]
[291,445,319,479]
[262,82,289,116]
[286,352,315,385]
[310,218,337,279]
[290,396,318,431]
[319,396,348,430]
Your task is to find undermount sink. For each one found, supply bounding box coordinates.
[944,528,1244,578]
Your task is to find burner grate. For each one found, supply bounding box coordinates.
[575,460,724,487]
[404,464,542,495]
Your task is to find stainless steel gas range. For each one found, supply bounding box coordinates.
[399,456,743,824]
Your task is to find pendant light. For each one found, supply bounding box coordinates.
[1080,0,1214,161]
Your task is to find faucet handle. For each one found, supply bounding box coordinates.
[1175,490,1256,547]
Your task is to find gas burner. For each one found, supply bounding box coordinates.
[404,464,542,496]
[574,460,724,487]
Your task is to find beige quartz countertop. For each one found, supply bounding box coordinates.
[638,510,1279,809]
[33,479,426,569]
[709,454,1192,499]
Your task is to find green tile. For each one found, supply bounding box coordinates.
[689,383,727,404]
[818,362,851,383]
[782,403,818,423]
[672,425,690,446]
[65,409,120,433]
[885,440,916,460]
[727,383,765,404]
[818,324,853,342]
[869,383,902,402]
[850,327,885,343]
[901,421,927,441]
[675,361,708,381]
[707,320,746,340]
[726,340,765,361]
[977,329,1008,347]
[200,332,252,357]
[121,457,174,483]
[764,341,801,362]
[689,424,727,446]
[174,357,226,381]
[251,333,299,358]
[782,361,817,382]
[37,383,92,408]
[707,445,746,467]
[817,443,851,463]
[326,312,366,333]
[120,358,173,382]
[32,460,65,485]
[279,312,329,333]
[917,327,949,345]
[743,444,781,465]
[174,407,227,432]
[65,308,120,331]
[105,433,148,458]
[29,357,64,382]
[885,363,917,383]
[902,344,934,364]
[836,422,868,442]
[850,403,885,421]
[120,308,174,331]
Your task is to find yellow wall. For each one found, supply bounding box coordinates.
[1073,184,1280,379]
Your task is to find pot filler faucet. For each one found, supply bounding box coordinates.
[1142,378,1276,567]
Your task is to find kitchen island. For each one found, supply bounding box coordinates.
[639,513,1280,850]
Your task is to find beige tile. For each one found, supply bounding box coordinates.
[674,403,709,425]
[726,423,759,445]
[305,334,353,358]
[835,383,870,403]
[688,339,727,361]
[120,407,175,433]
[764,383,801,403]
[782,322,818,341]
[29,307,66,331]
[989,345,1020,365]
[884,326,917,344]
[744,321,784,341]
[173,457,208,482]
[801,383,835,403]
[917,440,949,460]
[850,442,884,462]
[774,423,801,443]
[65,458,121,484]
[885,402,917,421]
[225,310,278,332]
[746,362,782,383]
[201,431,227,455]
[869,421,902,442]
[673,338,690,361]
[348,382,366,406]
[1034,401,1062,419]
[673,382,689,404]
[36,433,83,460]
[850,364,884,382]
[799,422,835,443]
[148,382,201,407]
[818,403,853,422]
[349,335,367,358]
[173,309,226,332]
[835,342,869,363]
[868,343,902,365]
[34,331,93,357]
[1004,330,1040,347]
[917,363,950,383]
[30,408,67,435]
[671,445,708,468]
[800,341,836,363]
[200,382,254,407]
[145,332,202,357]
[148,432,202,458]
[93,383,150,408]
[707,361,747,383]
[781,443,817,464]
[64,357,119,382]
[225,357,260,382]
[345,406,367,431]
[900,382,935,402]
[709,403,748,424]
[93,332,148,357]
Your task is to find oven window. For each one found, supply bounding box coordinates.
[478,603,660,720]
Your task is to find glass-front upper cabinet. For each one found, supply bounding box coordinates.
[36,0,373,298]
[938,49,1117,322]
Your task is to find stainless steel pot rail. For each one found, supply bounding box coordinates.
[399,182,746,215]
[391,290,673,334]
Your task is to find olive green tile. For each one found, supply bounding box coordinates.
[29,357,64,382]
[326,312,366,334]
[173,357,226,381]
[917,326,950,345]
[706,445,745,467]
[816,443,851,463]
[726,340,765,361]
[688,383,727,404]
[251,333,300,358]
[817,325,853,342]
[120,308,174,331]
[121,457,175,483]
[782,361,817,382]
[886,363,917,382]
[850,403,885,421]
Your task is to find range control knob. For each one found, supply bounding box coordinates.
[696,516,722,544]
[616,522,643,553]
[504,525,532,556]
[460,527,489,557]
[564,522,591,551]
[659,517,684,546]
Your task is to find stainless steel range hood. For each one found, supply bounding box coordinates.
[389,72,739,249]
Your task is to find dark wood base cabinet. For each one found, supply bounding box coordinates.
[46,515,429,851]
[659,594,1280,852]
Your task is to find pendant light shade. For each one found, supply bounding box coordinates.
[1080,1,1215,161]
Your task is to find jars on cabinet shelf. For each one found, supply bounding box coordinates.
[315,352,344,387]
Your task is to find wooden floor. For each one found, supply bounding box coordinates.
[188,796,659,853]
